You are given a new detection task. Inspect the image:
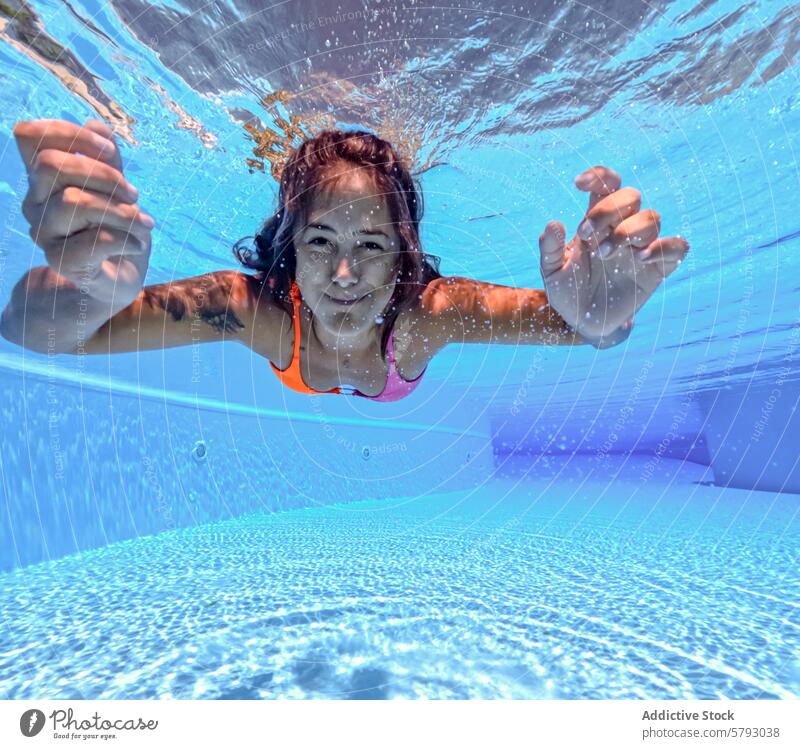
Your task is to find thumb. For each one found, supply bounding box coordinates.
[539,220,566,277]
[83,118,123,172]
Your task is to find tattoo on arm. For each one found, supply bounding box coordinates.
[143,274,245,335]
[200,311,244,334]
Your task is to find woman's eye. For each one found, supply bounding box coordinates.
[309,237,331,248]
[360,242,383,251]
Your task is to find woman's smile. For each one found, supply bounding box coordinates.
[325,291,366,306]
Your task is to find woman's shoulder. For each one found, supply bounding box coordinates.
[392,277,453,378]
[396,276,457,328]
[234,271,293,360]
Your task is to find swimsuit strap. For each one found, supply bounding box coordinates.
[288,281,301,357]
[387,325,397,364]
[269,281,341,395]
[353,318,426,402]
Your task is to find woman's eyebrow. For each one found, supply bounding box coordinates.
[306,222,388,238]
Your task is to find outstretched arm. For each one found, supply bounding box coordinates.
[71,270,264,354]
[420,275,632,350]
[416,165,686,353]
[1,267,270,355]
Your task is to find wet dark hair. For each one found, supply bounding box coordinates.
[232,129,442,359]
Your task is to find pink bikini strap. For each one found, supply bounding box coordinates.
[386,325,397,364]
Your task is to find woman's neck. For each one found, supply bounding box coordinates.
[306,302,385,364]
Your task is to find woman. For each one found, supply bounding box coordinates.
[1,119,688,401]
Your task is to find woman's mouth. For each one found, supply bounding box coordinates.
[326,293,364,306]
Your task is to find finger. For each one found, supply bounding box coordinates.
[604,209,661,256]
[575,166,622,211]
[33,186,154,246]
[83,118,124,172]
[41,226,145,279]
[539,220,566,276]
[578,186,642,244]
[638,236,689,265]
[13,119,120,172]
[28,148,138,205]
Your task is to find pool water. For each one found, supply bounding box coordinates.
[1,0,800,701]
[2,456,797,700]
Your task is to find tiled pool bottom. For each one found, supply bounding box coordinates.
[1,456,798,700]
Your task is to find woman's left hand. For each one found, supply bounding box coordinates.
[538,166,689,345]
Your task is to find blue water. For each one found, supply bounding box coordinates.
[1,0,799,699]
[2,456,798,700]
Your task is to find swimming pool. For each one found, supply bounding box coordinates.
[1,453,798,699]
[1,0,799,700]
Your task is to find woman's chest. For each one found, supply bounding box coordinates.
[303,310,429,392]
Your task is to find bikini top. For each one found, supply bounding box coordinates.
[269,280,427,402]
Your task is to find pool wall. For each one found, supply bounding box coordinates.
[489,372,800,496]
[698,376,800,495]
[0,361,492,572]
[3,351,797,575]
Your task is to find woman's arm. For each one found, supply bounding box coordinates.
[1,267,287,356]
[420,275,631,349]
[74,270,288,355]
[3,118,290,358]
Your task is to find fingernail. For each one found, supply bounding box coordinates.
[128,184,139,200]
[578,219,594,240]
[639,248,652,261]
[597,239,613,258]
[140,213,155,228]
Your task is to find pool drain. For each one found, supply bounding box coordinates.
[192,440,208,463]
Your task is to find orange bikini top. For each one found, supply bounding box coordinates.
[269,281,342,395]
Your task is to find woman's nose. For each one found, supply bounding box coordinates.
[332,253,358,284]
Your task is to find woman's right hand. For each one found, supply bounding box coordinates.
[13,118,155,306]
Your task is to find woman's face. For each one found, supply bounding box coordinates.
[293,169,401,336]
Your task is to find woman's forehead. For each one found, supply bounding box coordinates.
[306,185,391,223]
